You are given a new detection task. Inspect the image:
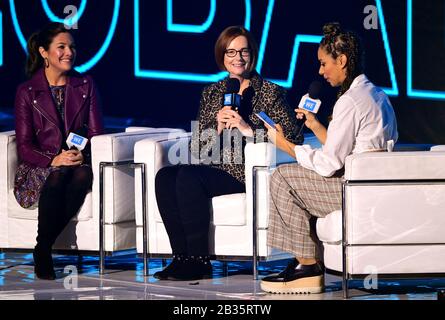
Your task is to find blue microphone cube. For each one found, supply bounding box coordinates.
[303,99,317,112]
[71,134,84,146]
[224,93,241,109]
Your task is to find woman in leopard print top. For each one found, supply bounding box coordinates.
[154,26,302,281]
[190,70,302,184]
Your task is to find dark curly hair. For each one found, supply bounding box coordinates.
[320,22,364,98]
[25,22,73,78]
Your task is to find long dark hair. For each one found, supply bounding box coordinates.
[25,22,73,78]
[320,22,364,98]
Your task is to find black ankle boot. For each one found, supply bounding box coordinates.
[169,255,213,281]
[153,254,185,280]
[33,246,56,280]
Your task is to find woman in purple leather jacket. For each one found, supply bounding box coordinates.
[14,23,104,280]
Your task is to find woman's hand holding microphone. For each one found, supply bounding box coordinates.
[295,108,322,132]
[216,107,253,137]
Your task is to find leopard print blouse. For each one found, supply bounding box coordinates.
[190,72,303,184]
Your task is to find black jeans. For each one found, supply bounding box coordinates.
[36,165,93,250]
[155,165,245,256]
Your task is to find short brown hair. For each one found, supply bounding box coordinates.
[214,26,258,73]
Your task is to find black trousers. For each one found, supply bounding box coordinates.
[155,165,245,256]
[36,165,93,250]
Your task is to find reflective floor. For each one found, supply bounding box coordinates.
[0,252,444,300]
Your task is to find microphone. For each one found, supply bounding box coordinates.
[66,132,88,151]
[296,81,322,136]
[224,78,241,112]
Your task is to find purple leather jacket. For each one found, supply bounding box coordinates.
[14,68,104,168]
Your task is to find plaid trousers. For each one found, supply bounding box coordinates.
[267,163,343,259]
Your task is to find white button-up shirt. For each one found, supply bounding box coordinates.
[295,74,398,177]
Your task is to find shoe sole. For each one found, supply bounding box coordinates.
[153,269,213,281]
[162,273,213,281]
[35,274,56,280]
[260,275,324,294]
[153,273,168,280]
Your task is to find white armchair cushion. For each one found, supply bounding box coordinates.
[135,133,321,258]
[0,132,15,246]
[321,150,445,275]
[344,151,445,180]
[3,132,92,221]
[211,193,246,226]
[320,152,445,246]
[341,151,445,244]
[1,127,183,251]
[125,127,184,133]
[134,132,191,227]
[345,184,445,245]
[431,145,445,151]
[92,129,185,225]
[0,132,16,208]
[316,210,342,243]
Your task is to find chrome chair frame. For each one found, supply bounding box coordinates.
[99,161,148,276]
[341,178,445,299]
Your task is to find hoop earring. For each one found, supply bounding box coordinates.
[44,58,49,68]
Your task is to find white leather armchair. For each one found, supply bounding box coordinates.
[133,130,445,295]
[133,131,322,277]
[0,128,183,262]
[430,145,445,151]
[316,150,445,298]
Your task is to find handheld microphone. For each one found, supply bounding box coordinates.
[224,78,241,112]
[66,132,88,151]
[296,81,322,136]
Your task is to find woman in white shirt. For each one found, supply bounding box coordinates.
[260,22,398,294]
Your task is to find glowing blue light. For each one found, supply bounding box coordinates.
[266,35,322,88]
[263,0,398,94]
[136,0,398,92]
[135,0,253,81]
[167,0,216,33]
[135,0,226,82]
[41,0,87,27]
[375,0,398,96]
[255,0,323,89]
[75,0,120,73]
[244,0,251,31]
[407,0,445,100]
[166,0,252,33]
[9,0,27,51]
[256,0,275,74]
[9,0,120,73]
[0,11,3,67]
[136,0,250,81]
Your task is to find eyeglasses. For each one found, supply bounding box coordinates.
[225,48,251,58]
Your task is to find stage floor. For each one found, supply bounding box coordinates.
[0,252,443,300]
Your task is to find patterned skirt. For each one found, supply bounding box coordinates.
[13,162,59,209]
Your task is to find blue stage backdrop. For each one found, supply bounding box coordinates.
[0,0,444,143]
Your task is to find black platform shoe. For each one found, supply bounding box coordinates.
[153,254,185,280]
[260,260,324,294]
[168,255,213,281]
[33,246,56,280]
